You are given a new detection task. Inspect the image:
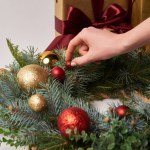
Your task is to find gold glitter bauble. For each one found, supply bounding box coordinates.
[17,64,48,91]
[39,51,59,67]
[28,94,47,112]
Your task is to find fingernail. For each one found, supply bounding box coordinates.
[71,62,77,67]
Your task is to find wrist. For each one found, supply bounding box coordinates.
[118,32,136,55]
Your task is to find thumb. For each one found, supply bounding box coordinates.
[71,55,91,66]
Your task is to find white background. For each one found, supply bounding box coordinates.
[0,0,55,68]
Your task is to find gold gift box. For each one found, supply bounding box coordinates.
[132,0,150,26]
[55,0,150,34]
[55,0,150,50]
[55,0,128,36]
[55,0,128,22]
[131,0,150,51]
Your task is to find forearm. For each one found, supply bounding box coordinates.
[121,17,150,53]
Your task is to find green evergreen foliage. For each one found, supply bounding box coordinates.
[6,39,39,67]
[1,41,150,149]
[94,120,148,150]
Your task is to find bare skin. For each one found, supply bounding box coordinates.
[65,17,150,66]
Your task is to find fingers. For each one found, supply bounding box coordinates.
[65,34,82,62]
[78,45,88,55]
[66,43,89,67]
[71,53,92,66]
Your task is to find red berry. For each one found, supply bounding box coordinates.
[51,67,65,80]
[115,105,129,118]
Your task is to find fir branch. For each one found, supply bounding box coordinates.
[37,133,68,150]
[37,78,66,116]
[6,39,39,67]
[6,39,26,67]
[125,93,150,120]
[9,109,52,130]
[21,46,40,65]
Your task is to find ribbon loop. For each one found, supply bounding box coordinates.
[101,4,127,22]
[93,4,128,28]
[59,7,92,35]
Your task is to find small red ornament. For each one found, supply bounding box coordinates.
[65,61,73,70]
[58,107,90,137]
[115,105,129,118]
[51,67,65,80]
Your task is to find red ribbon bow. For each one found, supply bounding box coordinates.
[45,0,132,51]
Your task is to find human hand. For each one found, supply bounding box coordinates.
[65,27,129,66]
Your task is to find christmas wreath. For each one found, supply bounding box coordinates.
[0,39,150,150]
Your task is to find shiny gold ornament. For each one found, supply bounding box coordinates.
[39,51,59,67]
[28,94,47,112]
[17,64,48,91]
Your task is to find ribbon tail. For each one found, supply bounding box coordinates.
[45,34,75,51]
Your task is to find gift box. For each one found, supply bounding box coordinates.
[132,0,150,51]
[55,0,129,36]
[132,0,150,27]
[45,0,150,51]
[45,0,131,51]
[55,0,150,36]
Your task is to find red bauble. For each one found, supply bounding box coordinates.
[51,67,65,80]
[65,61,73,70]
[58,107,90,137]
[115,105,129,118]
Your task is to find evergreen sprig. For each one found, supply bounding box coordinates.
[94,119,148,150]
[6,39,39,67]
[6,39,26,67]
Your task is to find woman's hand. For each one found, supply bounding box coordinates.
[65,27,128,66]
[65,18,150,66]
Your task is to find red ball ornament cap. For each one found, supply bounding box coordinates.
[58,107,90,138]
[51,67,65,80]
